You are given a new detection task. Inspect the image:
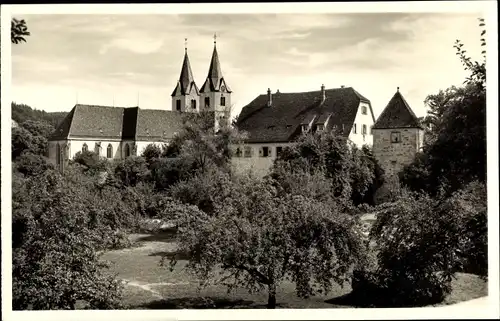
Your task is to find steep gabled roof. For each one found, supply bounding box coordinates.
[171,50,199,96]
[49,104,186,142]
[236,87,370,143]
[373,89,423,129]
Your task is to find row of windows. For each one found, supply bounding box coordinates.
[81,143,131,158]
[175,96,226,111]
[234,146,284,158]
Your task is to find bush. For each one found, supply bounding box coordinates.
[353,182,488,307]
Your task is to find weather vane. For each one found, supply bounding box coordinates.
[214,32,217,45]
[184,38,188,52]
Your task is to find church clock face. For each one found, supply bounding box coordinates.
[220,85,226,92]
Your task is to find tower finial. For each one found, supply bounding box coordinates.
[214,32,217,45]
[397,86,400,92]
[184,38,188,53]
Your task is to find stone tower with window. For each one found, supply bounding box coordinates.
[199,34,232,130]
[372,88,424,179]
[171,41,200,113]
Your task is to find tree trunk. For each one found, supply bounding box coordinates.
[267,283,277,309]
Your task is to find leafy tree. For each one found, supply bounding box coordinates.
[14,153,54,177]
[141,144,163,166]
[12,126,47,159]
[169,173,365,308]
[359,181,487,306]
[11,18,30,44]
[20,119,55,139]
[272,131,384,208]
[113,156,150,187]
[12,169,124,309]
[12,102,67,129]
[149,157,194,191]
[400,18,486,196]
[71,150,107,175]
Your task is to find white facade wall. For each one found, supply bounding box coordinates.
[171,87,200,113]
[231,142,294,177]
[347,102,376,148]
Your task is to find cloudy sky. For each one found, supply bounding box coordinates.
[11,10,485,119]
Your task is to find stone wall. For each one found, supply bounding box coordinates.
[372,127,424,178]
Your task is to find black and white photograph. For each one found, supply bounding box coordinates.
[1,2,498,320]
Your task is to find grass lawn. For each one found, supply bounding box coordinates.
[100,230,487,309]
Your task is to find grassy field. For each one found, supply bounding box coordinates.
[100,230,487,309]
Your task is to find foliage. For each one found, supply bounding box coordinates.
[272,131,385,208]
[14,153,54,177]
[149,157,194,191]
[20,119,55,139]
[355,181,487,307]
[169,173,365,308]
[12,169,124,310]
[71,150,108,175]
[12,126,47,159]
[400,18,486,196]
[113,156,150,187]
[141,144,163,166]
[12,102,67,129]
[11,18,30,44]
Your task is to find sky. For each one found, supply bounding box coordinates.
[11,11,485,119]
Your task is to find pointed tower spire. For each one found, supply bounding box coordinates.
[200,34,230,93]
[171,38,199,97]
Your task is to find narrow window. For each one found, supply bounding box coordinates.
[370,125,373,135]
[124,143,130,157]
[262,146,269,157]
[391,131,401,143]
[353,124,357,134]
[56,143,61,165]
[82,143,88,152]
[235,147,242,157]
[244,146,252,157]
[362,106,367,115]
[191,99,197,110]
[362,124,367,135]
[107,144,113,158]
[176,99,181,111]
[205,97,210,108]
[220,96,226,106]
[276,146,283,157]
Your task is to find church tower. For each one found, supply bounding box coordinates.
[171,39,200,113]
[200,34,232,129]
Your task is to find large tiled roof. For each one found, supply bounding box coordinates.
[236,87,373,143]
[135,109,185,141]
[49,104,187,142]
[373,90,423,129]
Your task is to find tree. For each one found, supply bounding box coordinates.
[20,119,55,139]
[15,153,54,177]
[12,169,124,309]
[11,18,30,44]
[113,156,150,187]
[169,173,365,308]
[12,126,47,159]
[400,18,486,196]
[71,150,107,175]
[141,144,163,166]
[360,181,487,307]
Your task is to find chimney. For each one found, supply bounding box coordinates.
[321,84,326,102]
[267,88,272,107]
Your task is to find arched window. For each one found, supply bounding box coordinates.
[191,99,197,110]
[107,144,113,158]
[82,143,88,152]
[56,143,61,165]
[124,143,130,157]
[204,97,210,108]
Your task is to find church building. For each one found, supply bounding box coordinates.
[48,36,232,172]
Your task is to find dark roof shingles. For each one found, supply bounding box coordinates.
[373,91,423,129]
[236,87,369,143]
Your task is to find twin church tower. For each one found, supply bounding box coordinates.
[171,34,232,128]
